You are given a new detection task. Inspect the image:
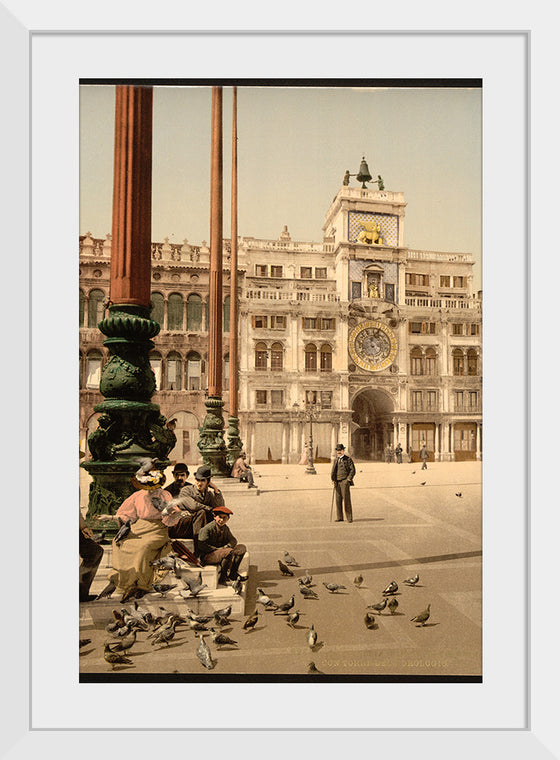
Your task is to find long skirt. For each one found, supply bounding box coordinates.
[109,519,172,595]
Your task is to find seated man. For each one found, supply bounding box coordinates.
[79,510,104,602]
[231,452,257,488]
[163,465,225,546]
[196,505,247,585]
[164,462,190,497]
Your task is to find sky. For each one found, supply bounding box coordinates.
[80,83,482,289]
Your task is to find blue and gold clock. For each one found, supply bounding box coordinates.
[348,320,397,372]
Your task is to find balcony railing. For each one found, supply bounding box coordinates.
[405,296,481,310]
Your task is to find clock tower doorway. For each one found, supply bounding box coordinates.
[350,388,395,461]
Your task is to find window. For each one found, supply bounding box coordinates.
[166,352,182,390]
[270,265,283,278]
[440,275,451,288]
[149,352,162,391]
[406,273,429,286]
[426,391,437,411]
[223,296,231,332]
[453,276,465,288]
[186,352,202,390]
[453,349,464,376]
[224,353,230,391]
[86,350,103,389]
[270,342,283,371]
[300,267,312,279]
[305,344,317,372]
[186,293,202,330]
[469,391,479,411]
[255,264,268,277]
[255,342,268,371]
[320,391,333,409]
[470,323,480,336]
[168,293,184,330]
[467,349,479,376]
[384,283,395,302]
[455,391,464,411]
[409,322,436,334]
[410,347,423,376]
[79,290,85,327]
[409,322,422,334]
[321,318,335,330]
[256,390,267,405]
[303,317,317,330]
[88,289,105,327]
[151,292,165,327]
[411,391,423,411]
[315,267,327,279]
[253,315,268,328]
[351,282,362,299]
[320,344,332,372]
[425,348,437,376]
[271,390,284,407]
[452,323,463,335]
[270,315,286,330]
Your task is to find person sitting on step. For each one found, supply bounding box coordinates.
[196,505,247,585]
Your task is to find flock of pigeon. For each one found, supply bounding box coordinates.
[83,548,433,674]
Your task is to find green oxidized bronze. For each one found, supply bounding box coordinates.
[226,415,243,470]
[81,304,176,519]
[198,396,230,477]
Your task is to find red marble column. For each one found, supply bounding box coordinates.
[207,86,223,397]
[110,85,153,307]
[229,86,239,417]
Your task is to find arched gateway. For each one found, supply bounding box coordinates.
[350,388,395,461]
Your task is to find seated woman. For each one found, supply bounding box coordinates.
[108,461,180,602]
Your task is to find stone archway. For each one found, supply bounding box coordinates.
[350,388,395,461]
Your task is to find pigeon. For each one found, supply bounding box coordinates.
[278,560,294,576]
[121,608,149,631]
[182,573,208,598]
[214,604,232,619]
[153,583,177,597]
[150,555,179,571]
[420,481,426,486]
[299,571,313,587]
[231,577,244,595]
[455,492,463,498]
[410,604,431,626]
[105,609,126,633]
[184,608,213,625]
[323,582,346,594]
[92,530,107,544]
[187,618,209,633]
[364,612,377,629]
[307,661,325,675]
[274,595,295,615]
[106,627,137,653]
[209,628,238,649]
[382,581,398,596]
[114,519,132,546]
[79,638,91,648]
[353,574,364,589]
[151,619,180,646]
[242,610,259,632]
[299,585,319,600]
[256,588,279,611]
[367,598,387,614]
[213,613,231,628]
[286,610,300,628]
[307,624,318,649]
[95,581,116,600]
[411,471,416,475]
[284,551,299,567]
[104,642,133,670]
[404,574,420,586]
[196,634,215,670]
[387,597,399,614]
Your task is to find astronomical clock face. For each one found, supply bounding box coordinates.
[348,320,398,372]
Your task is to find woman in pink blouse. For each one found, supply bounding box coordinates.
[108,464,180,602]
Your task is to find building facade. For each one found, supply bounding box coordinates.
[79,182,482,466]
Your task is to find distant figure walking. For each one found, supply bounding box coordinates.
[420,444,429,470]
[395,443,403,464]
[385,443,393,463]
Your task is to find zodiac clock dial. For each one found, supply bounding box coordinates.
[348,320,398,372]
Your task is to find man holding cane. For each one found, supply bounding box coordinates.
[330,444,356,523]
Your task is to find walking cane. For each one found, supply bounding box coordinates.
[329,483,336,522]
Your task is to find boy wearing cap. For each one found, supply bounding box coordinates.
[196,506,247,585]
[164,465,226,543]
[330,444,356,523]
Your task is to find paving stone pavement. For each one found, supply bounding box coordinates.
[79,460,482,679]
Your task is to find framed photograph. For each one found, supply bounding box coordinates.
[5,4,554,756]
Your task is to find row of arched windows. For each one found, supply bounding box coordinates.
[79,289,231,332]
[410,347,479,376]
[79,350,230,392]
[254,343,333,372]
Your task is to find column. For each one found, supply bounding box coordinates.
[281,422,288,464]
[476,422,481,460]
[435,423,440,462]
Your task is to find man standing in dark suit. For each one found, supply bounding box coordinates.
[331,444,356,523]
